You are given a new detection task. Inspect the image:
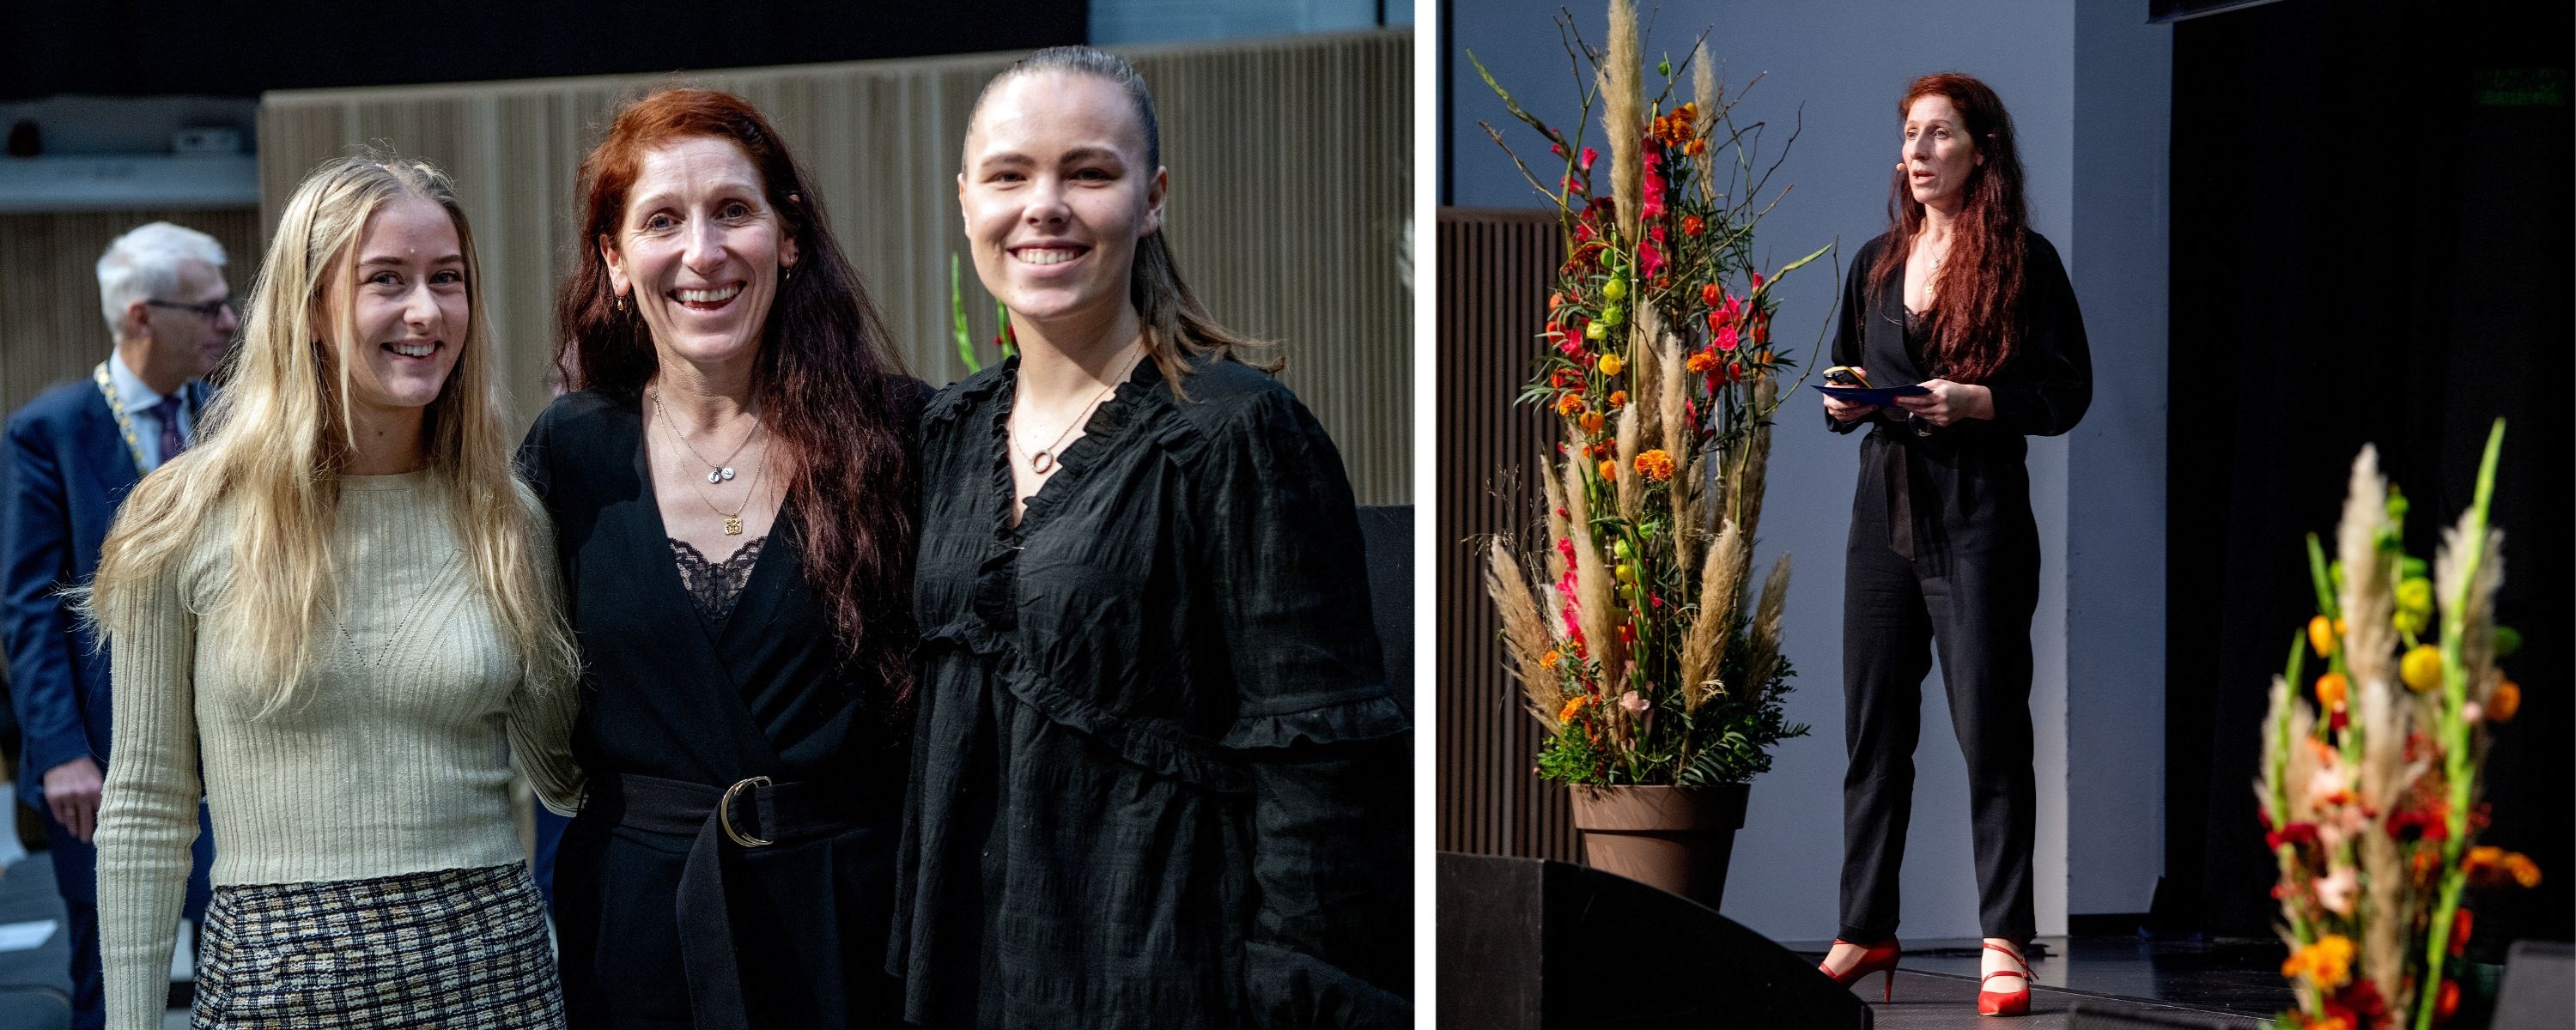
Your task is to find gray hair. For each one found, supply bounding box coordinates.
[96,221,228,337]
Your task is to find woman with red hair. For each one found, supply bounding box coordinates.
[520,88,926,1029]
[1814,72,2091,1018]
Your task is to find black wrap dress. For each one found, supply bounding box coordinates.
[519,386,925,1029]
[1826,229,2090,943]
[890,355,1413,1028]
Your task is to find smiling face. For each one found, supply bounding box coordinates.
[1901,94,1981,215]
[601,136,798,372]
[332,195,468,423]
[959,70,1165,336]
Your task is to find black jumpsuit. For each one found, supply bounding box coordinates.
[1827,230,2091,943]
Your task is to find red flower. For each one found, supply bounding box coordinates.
[1700,282,1721,307]
[1580,147,1598,171]
[1681,215,1704,237]
[1714,324,1740,352]
[2266,821,2321,850]
[1749,270,1765,293]
[1641,150,1666,220]
[1638,238,1665,282]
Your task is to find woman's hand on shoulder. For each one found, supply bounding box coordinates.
[1891,379,1995,427]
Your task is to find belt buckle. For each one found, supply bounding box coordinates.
[719,775,775,848]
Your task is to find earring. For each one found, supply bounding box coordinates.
[612,293,626,313]
[783,266,794,282]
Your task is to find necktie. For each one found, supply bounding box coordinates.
[156,394,187,469]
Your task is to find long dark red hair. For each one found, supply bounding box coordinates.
[1870,72,2028,383]
[556,88,918,707]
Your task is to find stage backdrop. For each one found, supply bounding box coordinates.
[1441,0,2172,943]
[256,29,1413,505]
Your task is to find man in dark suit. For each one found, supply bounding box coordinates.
[4,221,234,1029]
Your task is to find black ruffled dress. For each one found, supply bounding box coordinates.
[890,354,1413,1029]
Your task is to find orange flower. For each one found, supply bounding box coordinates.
[1685,137,1707,156]
[1633,449,1677,482]
[1700,282,1721,307]
[1559,693,1590,723]
[1598,459,1619,482]
[2315,671,2348,712]
[2464,846,2543,888]
[1681,215,1704,237]
[2280,935,2354,990]
[1540,649,1561,670]
[2488,679,2520,722]
[1557,393,1587,417]
[1580,411,1606,433]
[1608,390,1629,409]
[2308,615,2336,657]
[2435,979,2461,1022]
[1686,352,1717,375]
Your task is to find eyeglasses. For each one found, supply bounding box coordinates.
[145,298,236,318]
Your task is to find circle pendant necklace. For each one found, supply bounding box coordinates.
[1012,345,1145,476]
[650,389,760,484]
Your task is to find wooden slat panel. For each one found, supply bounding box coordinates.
[252,30,1412,503]
[1435,207,1577,862]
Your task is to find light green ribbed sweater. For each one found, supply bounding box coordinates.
[92,470,583,1030]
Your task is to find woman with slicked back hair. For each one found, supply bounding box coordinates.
[1813,71,2091,1018]
[523,88,927,1029]
[87,153,583,1029]
[890,46,1411,1029]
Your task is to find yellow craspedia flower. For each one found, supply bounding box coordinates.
[1598,353,1625,377]
[2400,645,2444,693]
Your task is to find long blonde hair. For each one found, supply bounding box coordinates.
[88,154,578,715]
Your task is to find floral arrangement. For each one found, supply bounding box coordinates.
[2260,421,2541,1029]
[951,253,1017,373]
[1474,0,1833,787]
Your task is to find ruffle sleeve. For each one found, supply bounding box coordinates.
[1191,382,1413,1027]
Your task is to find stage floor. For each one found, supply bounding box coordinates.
[1789,936,2294,1029]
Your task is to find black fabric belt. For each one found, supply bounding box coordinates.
[611,772,866,1030]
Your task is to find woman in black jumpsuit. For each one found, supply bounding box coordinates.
[524,88,926,1029]
[1814,73,2090,1018]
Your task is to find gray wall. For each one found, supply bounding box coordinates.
[1447,0,2169,940]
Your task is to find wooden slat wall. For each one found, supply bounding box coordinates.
[256,30,1412,504]
[1435,208,1577,862]
[0,209,262,414]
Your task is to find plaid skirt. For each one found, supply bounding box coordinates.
[193,862,565,1029]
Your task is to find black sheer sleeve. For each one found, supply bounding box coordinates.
[1826,237,1879,435]
[1195,387,1413,1029]
[1987,234,2093,437]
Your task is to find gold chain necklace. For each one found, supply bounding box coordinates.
[91,364,155,475]
[1009,345,1143,476]
[648,389,760,484]
[658,415,766,536]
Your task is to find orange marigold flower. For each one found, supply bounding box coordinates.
[1686,352,1717,375]
[1686,137,1707,156]
[1633,449,1677,482]
[1608,390,1629,409]
[1557,393,1587,417]
[1540,649,1562,670]
[1598,459,1618,482]
[2315,671,2348,712]
[1558,693,1590,723]
[2281,935,2354,990]
[2488,679,2520,722]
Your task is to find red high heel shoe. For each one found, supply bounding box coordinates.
[1818,937,1900,1003]
[1977,940,2032,1016]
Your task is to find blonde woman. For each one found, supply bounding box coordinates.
[84,155,582,1029]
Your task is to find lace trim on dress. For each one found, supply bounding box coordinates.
[670,536,766,626]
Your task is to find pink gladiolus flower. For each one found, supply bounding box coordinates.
[1637,239,1665,282]
[1580,147,1598,171]
[1714,324,1740,352]
[1619,691,1649,714]
[1749,271,1765,292]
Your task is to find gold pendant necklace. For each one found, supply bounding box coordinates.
[1009,345,1144,476]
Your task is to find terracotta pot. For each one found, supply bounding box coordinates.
[1566,783,1751,910]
